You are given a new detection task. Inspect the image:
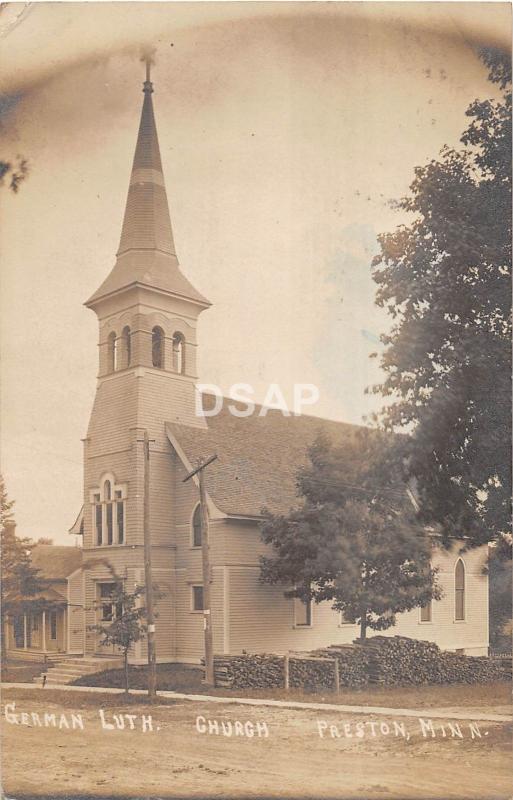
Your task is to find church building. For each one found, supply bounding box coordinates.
[75,67,489,664]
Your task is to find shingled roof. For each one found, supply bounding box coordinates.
[30,545,82,581]
[167,398,364,518]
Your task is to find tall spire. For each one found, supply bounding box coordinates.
[87,63,209,308]
[117,59,176,257]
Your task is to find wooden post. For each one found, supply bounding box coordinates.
[333,658,340,693]
[284,653,290,690]
[23,615,27,650]
[142,430,157,698]
[198,467,214,686]
[42,611,47,653]
[182,454,218,687]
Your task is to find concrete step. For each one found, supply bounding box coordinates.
[34,656,123,684]
[45,666,102,678]
[58,658,122,668]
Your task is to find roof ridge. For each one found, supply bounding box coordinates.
[195,392,370,430]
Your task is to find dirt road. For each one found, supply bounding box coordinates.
[2,689,511,799]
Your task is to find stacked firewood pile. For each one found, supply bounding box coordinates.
[359,636,506,685]
[212,647,369,690]
[437,652,506,684]
[312,645,370,687]
[289,656,337,690]
[213,654,284,689]
[490,654,512,679]
[212,637,507,690]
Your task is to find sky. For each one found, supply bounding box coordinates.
[0,2,510,543]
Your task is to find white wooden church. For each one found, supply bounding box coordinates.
[7,68,489,665]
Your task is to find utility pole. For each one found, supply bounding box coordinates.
[140,429,157,698]
[183,453,218,686]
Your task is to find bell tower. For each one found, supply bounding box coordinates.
[86,61,210,437]
[81,62,210,596]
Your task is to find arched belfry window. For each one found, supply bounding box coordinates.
[172,332,185,374]
[91,477,127,547]
[192,504,202,547]
[121,326,131,368]
[107,332,117,373]
[152,326,164,369]
[455,559,465,621]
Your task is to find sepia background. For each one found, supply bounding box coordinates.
[0,2,510,542]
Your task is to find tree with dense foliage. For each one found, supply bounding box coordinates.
[370,48,511,548]
[259,432,441,639]
[488,537,512,651]
[0,476,43,660]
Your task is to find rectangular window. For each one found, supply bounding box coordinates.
[115,491,124,544]
[50,611,57,640]
[31,615,39,632]
[294,596,312,627]
[192,585,204,612]
[420,601,432,622]
[99,583,120,622]
[106,503,113,545]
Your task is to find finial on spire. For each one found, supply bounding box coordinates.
[143,57,153,94]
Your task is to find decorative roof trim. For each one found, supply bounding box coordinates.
[85,279,211,310]
[69,505,84,535]
[165,423,227,521]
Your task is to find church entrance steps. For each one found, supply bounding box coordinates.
[35,656,123,686]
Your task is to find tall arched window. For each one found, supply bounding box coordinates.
[455,559,465,621]
[152,326,164,369]
[121,326,131,368]
[192,504,202,547]
[91,477,126,547]
[107,332,116,373]
[172,332,185,374]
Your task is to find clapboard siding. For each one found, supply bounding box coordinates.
[226,542,489,657]
[172,458,226,566]
[138,568,175,662]
[67,570,85,653]
[174,566,225,663]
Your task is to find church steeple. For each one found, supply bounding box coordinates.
[117,60,176,258]
[86,62,209,308]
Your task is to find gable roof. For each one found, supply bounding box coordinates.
[30,545,82,581]
[166,397,366,518]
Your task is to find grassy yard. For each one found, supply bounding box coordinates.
[69,663,512,709]
[1,659,46,684]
